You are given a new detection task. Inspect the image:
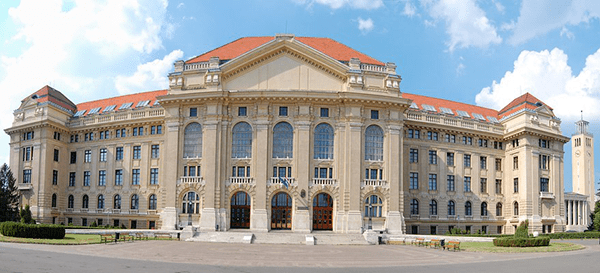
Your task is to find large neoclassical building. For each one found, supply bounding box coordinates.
[6,34,592,235]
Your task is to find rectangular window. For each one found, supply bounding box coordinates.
[115,147,123,161]
[53,131,61,140]
[320,107,329,118]
[409,148,419,163]
[99,148,107,162]
[22,169,32,183]
[447,175,455,192]
[513,178,519,193]
[238,106,247,116]
[98,170,106,186]
[132,169,140,185]
[115,170,123,186]
[464,177,471,192]
[69,172,76,187]
[427,131,438,141]
[478,139,488,147]
[132,146,141,160]
[370,110,379,120]
[70,151,77,164]
[496,179,502,194]
[150,168,159,185]
[428,174,437,191]
[53,149,59,162]
[84,150,91,163]
[82,218,87,226]
[279,106,288,117]
[365,168,382,180]
[495,158,502,171]
[314,167,333,179]
[494,141,503,150]
[430,226,437,235]
[539,155,550,170]
[151,144,160,158]
[52,170,58,185]
[446,152,454,166]
[23,131,34,140]
[408,129,420,139]
[151,125,162,135]
[133,127,144,136]
[445,134,456,143]
[22,147,33,161]
[190,107,197,117]
[428,150,437,164]
[480,178,487,193]
[83,171,90,186]
[462,136,472,145]
[233,166,251,177]
[409,172,419,190]
[480,156,487,169]
[512,139,519,147]
[539,139,549,148]
[464,154,471,168]
[513,156,518,170]
[540,177,549,192]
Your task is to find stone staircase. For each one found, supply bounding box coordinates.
[187,230,370,245]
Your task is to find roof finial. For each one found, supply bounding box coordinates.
[581,110,583,121]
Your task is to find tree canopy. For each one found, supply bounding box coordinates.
[0,164,20,222]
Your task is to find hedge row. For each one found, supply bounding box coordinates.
[538,231,600,239]
[493,237,550,247]
[0,222,65,239]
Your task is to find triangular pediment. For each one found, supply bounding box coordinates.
[535,105,554,117]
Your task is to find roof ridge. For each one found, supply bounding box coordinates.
[186,36,274,63]
[76,89,167,105]
[404,92,499,112]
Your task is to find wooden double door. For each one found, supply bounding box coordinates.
[231,191,250,229]
[271,192,292,230]
[313,193,333,230]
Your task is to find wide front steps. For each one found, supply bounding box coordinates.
[186,231,370,245]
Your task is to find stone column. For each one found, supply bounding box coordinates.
[346,120,363,233]
[386,124,404,234]
[160,120,180,230]
[565,200,569,226]
[293,120,311,233]
[251,118,270,232]
[199,120,219,232]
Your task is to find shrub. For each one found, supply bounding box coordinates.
[514,220,529,238]
[0,222,65,239]
[19,205,35,224]
[90,221,97,227]
[538,231,600,239]
[493,237,550,247]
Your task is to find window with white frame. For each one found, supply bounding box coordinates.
[273,122,293,158]
[364,125,383,161]
[184,123,202,158]
[364,195,383,217]
[232,122,252,158]
[314,123,334,159]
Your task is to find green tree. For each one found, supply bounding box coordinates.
[0,164,20,222]
[588,201,600,231]
[514,220,529,238]
[20,204,34,224]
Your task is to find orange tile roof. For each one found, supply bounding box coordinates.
[75,90,167,117]
[186,36,384,66]
[498,92,551,118]
[24,85,77,113]
[403,93,500,122]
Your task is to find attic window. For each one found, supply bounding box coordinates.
[487,116,499,123]
[73,110,86,117]
[472,113,485,121]
[88,107,102,115]
[103,105,116,112]
[136,100,150,107]
[440,107,453,115]
[153,100,160,106]
[31,95,38,99]
[119,102,133,110]
[457,110,470,118]
[410,102,419,109]
[422,104,437,112]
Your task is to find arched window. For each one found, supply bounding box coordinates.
[481,202,488,216]
[513,201,519,216]
[273,122,293,158]
[97,194,104,209]
[82,195,89,209]
[114,194,121,209]
[68,195,74,209]
[183,123,202,158]
[149,194,157,210]
[410,199,419,215]
[496,202,503,216]
[364,195,383,217]
[365,125,383,161]
[232,122,252,158]
[182,191,200,214]
[51,194,57,208]
[465,201,472,216]
[429,199,438,216]
[448,200,456,216]
[131,194,139,210]
[314,123,334,159]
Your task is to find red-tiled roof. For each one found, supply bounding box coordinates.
[186,36,384,66]
[498,92,551,118]
[403,93,500,122]
[75,90,167,117]
[24,85,77,113]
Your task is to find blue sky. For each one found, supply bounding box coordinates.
[1,0,599,192]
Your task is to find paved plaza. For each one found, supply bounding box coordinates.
[0,239,598,272]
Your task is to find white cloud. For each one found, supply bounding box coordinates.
[560,26,575,40]
[456,62,465,76]
[116,49,184,95]
[424,0,502,52]
[357,17,374,33]
[509,0,600,45]
[476,47,600,121]
[177,2,184,8]
[403,1,417,17]
[294,0,383,10]
[0,0,173,165]
[492,0,505,13]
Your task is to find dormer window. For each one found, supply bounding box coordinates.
[136,100,150,108]
[212,75,219,83]
[103,105,116,112]
[74,110,86,117]
[206,75,212,83]
[119,102,133,110]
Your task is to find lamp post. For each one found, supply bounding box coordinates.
[188,199,192,226]
[368,203,373,230]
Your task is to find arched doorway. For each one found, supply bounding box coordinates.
[271,192,292,230]
[230,191,251,229]
[313,193,333,230]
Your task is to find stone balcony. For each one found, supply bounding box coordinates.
[228,177,255,185]
[17,183,33,190]
[540,192,555,199]
[310,178,338,187]
[268,177,297,187]
[178,176,205,185]
[361,179,389,189]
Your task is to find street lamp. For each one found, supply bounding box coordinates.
[188,198,192,226]
[368,203,373,230]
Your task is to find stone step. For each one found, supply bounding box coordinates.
[187,231,370,245]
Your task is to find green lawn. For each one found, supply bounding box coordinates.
[0,234,102,245]
[460,241,585,253]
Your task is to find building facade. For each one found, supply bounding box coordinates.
[6,34,576,234]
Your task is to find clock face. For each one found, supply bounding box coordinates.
[575,150,581,157]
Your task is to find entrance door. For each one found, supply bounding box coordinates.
[313,193,333,230]
[231,191,251,228]
[271,192,292,230]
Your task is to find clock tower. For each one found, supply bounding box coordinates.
[571,117,595,228]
